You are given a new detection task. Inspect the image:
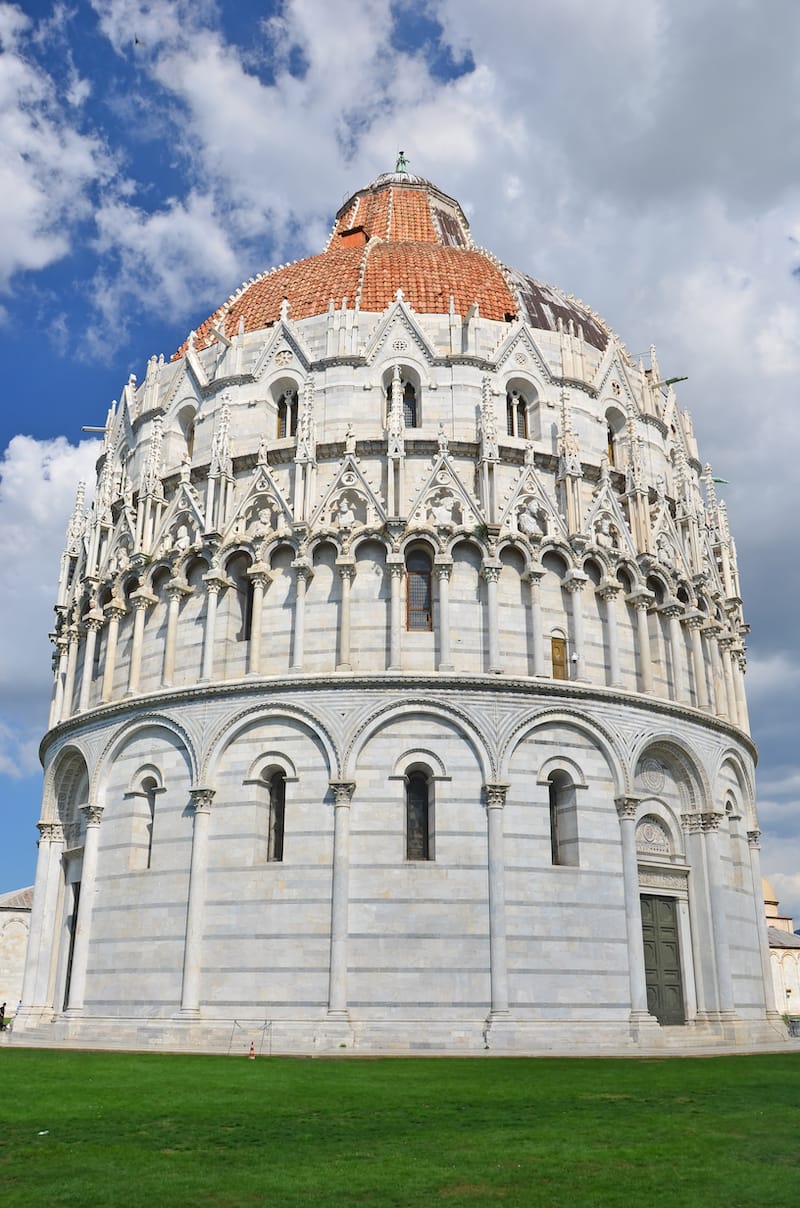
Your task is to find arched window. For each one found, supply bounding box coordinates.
[141,776,158,869]
[385,376,419,428]
[226,554,254,642]
[548,771,579,866]
[267,771,286,862]
[506,390,528,439]
[406,770,433,860]
[277,390,298,439]
[406,549,433,631]
[550,634,568,680]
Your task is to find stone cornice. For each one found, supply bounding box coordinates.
[39,667,758,765]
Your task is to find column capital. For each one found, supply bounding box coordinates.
[484,783,509,809]
[481,561,502,584]
[80,803,104,827]
[627,588,655,611]
[387,554,405,577]
[700,811,723,833]
[615,796,641,820]
[597,578,621,601]
[524,565,545,585]
[330,780,356,806]
[747,828,761,849]
[202,573,227,595]
[131,588,158,611]
[563,570,589,593]
[291,558,313,582]
[167,578,191,601]
[336,559,356,581]
[82,610,105,633]
[681,811,704,834]
[189,787,215,814]
[37,821,64,843]
[683,610,706,630]
[104,599,127,621]
[434,557,453,580]
[660,599,684,620]
[246,562,272,587]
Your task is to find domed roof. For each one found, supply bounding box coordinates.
[175,169,610,359]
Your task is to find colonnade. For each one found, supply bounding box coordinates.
[49,548,749,734]
[21,777,764,1027]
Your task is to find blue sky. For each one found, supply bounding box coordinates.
[2,0,800,920]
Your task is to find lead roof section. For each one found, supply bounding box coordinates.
[174,174,610,358]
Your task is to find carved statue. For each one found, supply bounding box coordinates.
[174,523,192,553]
[594,515,619,550]
[252,504,275,539]
[429,491,456,528]
[345,423,357,455]
[518,500,545,538]
[335,494,357,530]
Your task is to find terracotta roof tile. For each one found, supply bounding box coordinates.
[173,176,609,358]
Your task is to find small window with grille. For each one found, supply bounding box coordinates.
[406,549,433,630]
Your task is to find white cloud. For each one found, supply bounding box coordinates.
[0,3,111,289]
[0,435,99,774]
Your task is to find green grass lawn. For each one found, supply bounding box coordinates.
[1,1050,799,1207]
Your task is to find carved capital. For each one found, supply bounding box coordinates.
[563,570,589,594]
[131,589,157,611]
[481,563,502,585]
[615,796,640,821]
[434,558,453,581]
[83,610,105,633]
[484,783,509,810]
[37,821,64,843]
[700,811,723,833]
[246,562,272,589]
[597,579,621,602]
[747,828,761,849]
[189,787,215,814]
[330,780,355,807]
[336,560,356,582]
[202,574,227,595]
[660,600,684,620]
[291,559,313,582]
[81,803,104,827]
[104,600,127,621]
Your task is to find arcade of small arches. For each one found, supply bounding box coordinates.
[49,524,748,733]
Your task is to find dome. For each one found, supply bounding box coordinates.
[175,170,610,358]
[18,166,772,1058]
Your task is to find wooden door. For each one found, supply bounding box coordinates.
[640,894,685,1025]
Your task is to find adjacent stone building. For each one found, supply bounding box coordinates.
[16,165,781,1052]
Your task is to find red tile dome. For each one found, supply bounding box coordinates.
[174,172,609,358]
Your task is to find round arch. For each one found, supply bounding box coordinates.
[344,698,494,783]
[202,702,338,785]
[92,713,198,802]
[499,707,626,796]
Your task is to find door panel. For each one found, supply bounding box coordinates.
[641,893,685,1025]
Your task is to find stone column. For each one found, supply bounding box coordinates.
[336,561,355,672]
[101,603,126,704]
[50,635,69,726]
[628,592,654,694]
[435,558,454,671]
[705,621,725,717]
[485,784,509,1015]
[719,637,739,727]
[598,581,622,687]
[702,812,736,1017]
[387,556,404,671]
[526,568,546,677]
[246,563,271,676]
[162,582,186,688]
[615,798,651,1022]
[482,562,502,673]
[65,804,104,1011]
[127,591,156,696]
[747,829,782,1020]
[31,822,66,1008]
[732,645,750,733]
[21,822,62,1009]
[662,601,687,703]
[328,781,355,1016]
[78,614,104,714]
[685,613,710,711]
[564,571,589,681]
[62,625,80,719]
[180,788,215,1013]
[291,560,311,672]
[200,575,225,682]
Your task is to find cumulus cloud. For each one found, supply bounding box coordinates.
[0,435,99,774]
[0,3,111,290]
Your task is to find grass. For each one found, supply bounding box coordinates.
[1,1050,799,1206]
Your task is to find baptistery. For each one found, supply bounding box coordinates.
[18,164,781,1053]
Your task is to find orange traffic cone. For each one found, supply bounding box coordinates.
[249,1042,255,1060]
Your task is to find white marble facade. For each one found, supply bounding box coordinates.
[17,170,780,1052]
